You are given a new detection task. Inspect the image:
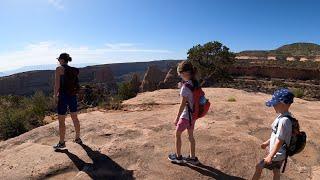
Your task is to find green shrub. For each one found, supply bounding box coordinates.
[272,80,287,88]
[118,82,137,100]
[108,96,123,110]
[97,101,109,109]
[187,41,235,82]
[292,88,304,98]
[0,91,53,139]
[0,109,28,139]
[227,97,237,102]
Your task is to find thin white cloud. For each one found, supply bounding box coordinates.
[48,0,65,10]
[104,43,136,49]
[0,41,175,71]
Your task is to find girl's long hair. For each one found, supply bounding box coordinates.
[177,61,199,88]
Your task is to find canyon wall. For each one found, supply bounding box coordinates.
[230,66,320,80]
[0,66,116,96]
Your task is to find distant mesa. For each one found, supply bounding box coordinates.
[236,42,320,61]
[0,72,6,77]
[1,63,97,77]
[0,66,117,96]
[0,60,180,96]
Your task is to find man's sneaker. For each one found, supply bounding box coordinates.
[53,141,66,150]
[74,138,83,144]
[168,153,184,164]
[185,156,200,165]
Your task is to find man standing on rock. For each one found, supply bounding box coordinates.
[53,53,82,149]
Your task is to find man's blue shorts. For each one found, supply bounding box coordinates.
[57,93,78,115]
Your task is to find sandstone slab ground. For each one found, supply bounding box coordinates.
[0,88,319,180]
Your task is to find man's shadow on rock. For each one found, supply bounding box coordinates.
[174,162,245,180]
[56,143,134,180]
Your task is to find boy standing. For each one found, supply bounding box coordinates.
[252,88,294,180]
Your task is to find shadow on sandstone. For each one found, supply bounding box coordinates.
[174,162,245,180]
[56,143,134,180]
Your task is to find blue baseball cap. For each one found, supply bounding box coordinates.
[266,88,295,107]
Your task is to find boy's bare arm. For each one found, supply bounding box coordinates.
[261,139,270,149]
[174,97,187,124]
[264,138,284,164]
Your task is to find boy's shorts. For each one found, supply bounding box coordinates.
[258,159,284,170]
[176,118,196,132]
[57,93,78,115]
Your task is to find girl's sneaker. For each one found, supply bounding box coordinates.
[185,156,200,165]
[53,141,66,150]
[168,153,184,164]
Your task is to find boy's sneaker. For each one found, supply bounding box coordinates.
[185,156,200,165]
[74,138,83,144]
[168,153,184,164]
[53,141,66,150]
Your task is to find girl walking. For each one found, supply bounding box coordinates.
[168,61,200,165]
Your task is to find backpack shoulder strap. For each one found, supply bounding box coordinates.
[280,115,297,174]
[61,65,71,74]
[61,64,69,69]
[273,114,294,134]
[283,115,298,131]
[182,82,194,126]
[184,83,194,91]
[282,115,295,121]
[282,156,288,173]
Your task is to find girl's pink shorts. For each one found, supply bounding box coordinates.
[176,118,196,132]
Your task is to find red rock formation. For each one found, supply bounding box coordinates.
[79,66,114,83]
[140,65,166,92]
[0,71,54,96]
[158,67,180,89]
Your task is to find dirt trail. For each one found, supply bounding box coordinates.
[0,88,319,180]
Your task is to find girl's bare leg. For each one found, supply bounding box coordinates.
[187,129,196,158]
[176,130,183,156]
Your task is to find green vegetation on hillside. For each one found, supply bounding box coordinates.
[235,58,320,70]
[274,43,320,56]
[292,88,305,98]
[117,73,141,100]
[238,42,320,57]
[0,92,55,139]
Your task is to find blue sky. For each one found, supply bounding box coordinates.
[0,0,319,71]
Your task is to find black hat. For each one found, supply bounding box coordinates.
[57,53,72,61]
